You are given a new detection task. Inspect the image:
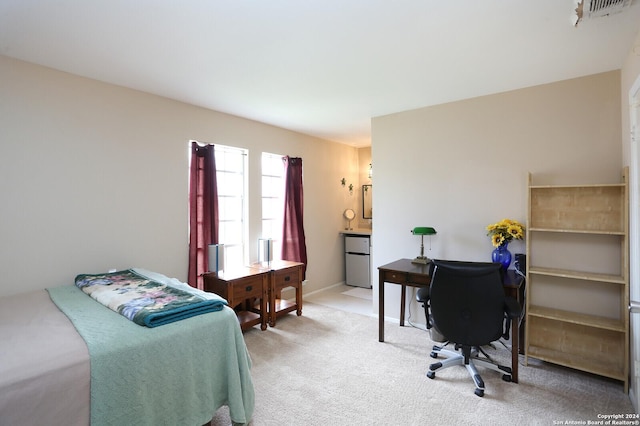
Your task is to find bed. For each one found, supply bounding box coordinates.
[0,268,255,426]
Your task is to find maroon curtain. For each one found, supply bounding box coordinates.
[188,142,219,289]
[281,156,307,279]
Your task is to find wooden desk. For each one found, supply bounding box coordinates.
[378,259,430,341]
[253,260,304,327]
[377,258,524,383]
[203,267,269,331]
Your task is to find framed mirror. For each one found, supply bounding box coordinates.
[362,184,372,219]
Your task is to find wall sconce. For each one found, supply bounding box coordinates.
[368,163,372,179]
[341,178,353,194]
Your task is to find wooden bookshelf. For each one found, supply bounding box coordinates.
[525,168,629,391]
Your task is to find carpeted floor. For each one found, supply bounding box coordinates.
[341,287,373,300]
[211,302,635,425]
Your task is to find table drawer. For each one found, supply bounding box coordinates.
[232,276,264,300]
[382,270,407,284]
[273,268,301,290]
[407,273,430,285]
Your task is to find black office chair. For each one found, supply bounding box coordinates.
[421,259,521,397]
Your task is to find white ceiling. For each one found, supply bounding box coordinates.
[1,1,639,147]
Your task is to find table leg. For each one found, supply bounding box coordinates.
[511,317,519,383]
[379,271,385,342]
[400,284,406,326]
[268,278,276,327]
[263,277,269,330]
[296,269,303,316]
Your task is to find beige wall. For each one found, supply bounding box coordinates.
[1,45,637,314]
[0,55,357,297]
[371,70,623,323]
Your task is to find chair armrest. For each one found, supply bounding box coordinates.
[504,296,522,320]
[416,287,432,329]
[416,287,429,303]
[502,296,522,339]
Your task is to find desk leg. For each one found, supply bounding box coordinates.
[400,284,406,327]
[511,317,519,383]
[379,271,385,342]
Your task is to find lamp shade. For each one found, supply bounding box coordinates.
[258,238,274,264]
[208,244,225,273]
[412,227,437,236]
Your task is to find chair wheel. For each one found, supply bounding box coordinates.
[427,371,435,379]
[502,374,512,382]
[430,351,438,358]
[474,388,484,397]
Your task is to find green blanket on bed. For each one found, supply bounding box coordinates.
[47,285,254,426]
[74,269,227,327]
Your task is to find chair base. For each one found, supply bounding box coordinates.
[426,346,512,397]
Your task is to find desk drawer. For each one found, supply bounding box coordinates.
[407,273,430,286]
[382,270,407,284]
[382,270,430,285]
[273,267,301,290]
[232,276,264,300]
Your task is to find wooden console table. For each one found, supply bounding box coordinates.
[378,258,524,383]
[203,267,269,331]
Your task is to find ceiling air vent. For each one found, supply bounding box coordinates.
[573,0,633,26]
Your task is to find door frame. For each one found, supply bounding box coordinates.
[628,74,640,412]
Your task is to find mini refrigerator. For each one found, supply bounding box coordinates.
[344,235,371,288]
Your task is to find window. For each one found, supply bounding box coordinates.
[215,145,248,268]
[261,152,285,261]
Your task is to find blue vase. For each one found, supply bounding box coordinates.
[491,242,512,270]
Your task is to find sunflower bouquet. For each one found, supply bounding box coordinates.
[486,219,525,248]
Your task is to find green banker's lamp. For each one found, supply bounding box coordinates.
[411,227,437,264]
